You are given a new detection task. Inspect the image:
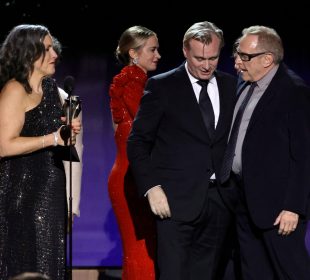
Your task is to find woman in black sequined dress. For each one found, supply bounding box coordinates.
[0,25,81,280]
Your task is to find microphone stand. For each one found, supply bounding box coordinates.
[68,94,73,280]
[62,75,79,280]
[64,94,81,280]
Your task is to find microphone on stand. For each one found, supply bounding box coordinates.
[64,75,75,96]
[61,75,82,280]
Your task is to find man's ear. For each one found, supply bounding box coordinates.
[182,47,188,58]
[263,53,274,68]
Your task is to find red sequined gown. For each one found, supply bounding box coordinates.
[108,65,156,279]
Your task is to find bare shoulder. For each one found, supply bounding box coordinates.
[0,80,27,130]
[0,80,27,104]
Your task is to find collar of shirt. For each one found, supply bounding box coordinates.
[255,64,279,92]
[184,61,216,98]
[184,62,220,129]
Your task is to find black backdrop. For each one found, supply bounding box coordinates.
[1,1,309,81]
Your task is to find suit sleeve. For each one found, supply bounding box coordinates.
[127,79,164,196]
[283,86,310,218]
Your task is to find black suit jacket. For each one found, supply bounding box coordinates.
[127,63,236,221]
[240,64,310,228]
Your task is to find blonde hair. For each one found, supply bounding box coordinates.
[115,26,157,65]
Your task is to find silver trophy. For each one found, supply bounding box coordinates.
[63,95,82,123]
[61,95,82,146]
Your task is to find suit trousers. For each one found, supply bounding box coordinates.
[234,178,310,280]
[156,185,233,280]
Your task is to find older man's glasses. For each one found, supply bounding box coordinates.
[236,51,267,62]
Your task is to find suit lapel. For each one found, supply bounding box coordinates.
[247,66,284,132]
[237,80,249,97]
[173,64,212,142]
[213,72,234,143]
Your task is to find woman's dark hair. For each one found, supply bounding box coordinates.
[52,35,62,64]
[0,24,50,93]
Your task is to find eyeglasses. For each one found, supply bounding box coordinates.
[236,51,267,62]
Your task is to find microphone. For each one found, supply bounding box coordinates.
[63,75,75,97]
[60,76,81,145]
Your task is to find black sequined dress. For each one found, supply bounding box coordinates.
[0,77,66,280]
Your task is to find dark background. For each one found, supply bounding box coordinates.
[1,0,309,267]
[1,0,309,81]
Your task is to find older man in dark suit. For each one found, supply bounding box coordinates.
[127,21,237,280]
[220,25,310,280]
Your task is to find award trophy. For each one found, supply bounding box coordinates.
[61,95,82,146]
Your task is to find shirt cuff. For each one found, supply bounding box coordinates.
[144,185,162,197]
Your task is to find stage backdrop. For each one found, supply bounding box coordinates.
[56,52,310,268]
[56,54,122,267]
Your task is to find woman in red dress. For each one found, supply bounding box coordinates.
[108,26,161,279]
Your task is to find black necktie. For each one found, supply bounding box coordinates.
[197,80,215,138]
[220,82,257,183]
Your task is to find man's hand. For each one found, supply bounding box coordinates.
[147,186,171,219]
[273,210,299,235]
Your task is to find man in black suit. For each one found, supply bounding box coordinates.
[220,25,310,279]
[127,21,237,280]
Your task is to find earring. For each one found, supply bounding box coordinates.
[132,57,139,65]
